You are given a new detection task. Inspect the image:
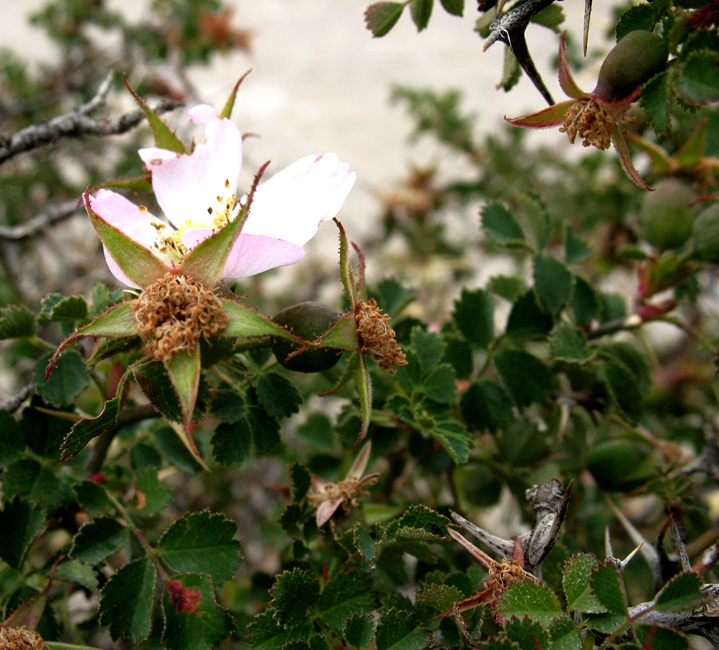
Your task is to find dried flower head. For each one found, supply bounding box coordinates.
[0,627,48,650]
[354,298,407,373]
[308,474,378,526]
[132,272,228,363]
[559,98,623,150]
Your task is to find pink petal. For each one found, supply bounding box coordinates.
[242,154,356,246]
[558,32,586,99]
[138,106,243,229]
[316,499,343,527]
[505,100,575,128]
[88,189,162,288]
[182,229,305,278]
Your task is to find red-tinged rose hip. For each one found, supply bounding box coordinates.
[271,301,344,373]
[592,30,668,103]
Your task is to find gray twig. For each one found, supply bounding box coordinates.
[0,200,82,241]
[0,74,182,165]
[0,384,34,413]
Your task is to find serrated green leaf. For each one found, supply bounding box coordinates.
[423,364,457,403]
[489,275,528,302]
[428,418,472,463]
[290,462,312,502]
[39,294,88,323]
[375,609,431,650]
[211,419,252,467]
[35,350,89,407]
[565,226,593,265]
[481,202,526,244]
[499,44,522,92]
[599,358,643,421]
[317,571,374,632]
[0,409,24,465]
[365,2,405,37]
[675,51,719,106]
[506,291,553,340]
[634,624,689,649]
[641,71,671,134]
[246,608,313,649]
[493,349,552,408]
[256,372,303,420]
[99,558,157,642]
[0,498,46,569]
[370,278,417,317]
[152,426,203,474]
[505,616,550,649]
[440,0,463,15]
[519,193,551,250]
[571,276,599,328]
[344,611,374,648]
[74,480,112,514]
[563,554,606,614]
[270,568,321,628]
[461,379,513,433]
[549,322,589,363]
[531,2,564,31]
[548,615,582,650]
[453,288,494,348]
[70,517,129,564]
[654,572,706,613]
[409,327,446,374]
[417,582,465,611]
[133,467,172,517]
[495,581,563,626]
[55,558,99,590]
[162,573,235,650]
[500,419,550,467]
[590,562,628,616]
[60,392,123,463]
[354,523,377,563]
[616,7,656,40]
[390,504,450,538]
[0,304,36,339]
[3,458,71,510]
[247,392,282,454]
[410,0,433,31]
[158,511,241,582]
[534,254,573,315]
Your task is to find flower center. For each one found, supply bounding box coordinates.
[559,98,623,150]
[131,272,229,363]
[354,298,408,373]
[147,178,238,264]
[0,626,48,650]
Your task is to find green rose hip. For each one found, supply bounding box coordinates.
[691,204,719,263]
[639,178,700,250]
[271,301,344,373]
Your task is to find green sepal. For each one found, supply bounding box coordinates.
[165,350,201,446]
[84,191,168,287]
[95,174,153,193]
[180,162,268,285]
[354,352,373,448]
[222,299,308,341]
[318,314,359,351]
[122,74,187,154]
[46,302,138,379]
[219,71,251,120]
[336,219,358,304]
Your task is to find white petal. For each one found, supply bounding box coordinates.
[242,154,356,246]
[138,108,243,229]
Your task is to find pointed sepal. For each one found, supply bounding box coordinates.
[84,190,168,287]
[221,298,310,342]
[180,162,268,285]
[123,74,187,154]
[610,126,652,191]
[318,314,359,351]
[505,99,575,129]
[219,70,251,120]
[353,352,373,449]
[46,302,138,379]
[558,33,586,99]
[335,219,358,304]
[165,349,201,453]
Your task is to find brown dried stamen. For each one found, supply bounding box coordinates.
[559,98,622,150]
[132,272,228,363]
[308,476,377,513]
[0,627,48,650]
[354,298,408,373]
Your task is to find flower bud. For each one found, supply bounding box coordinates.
[593,31,668,102]
[639,178,700,250]
[271,301,343,372]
